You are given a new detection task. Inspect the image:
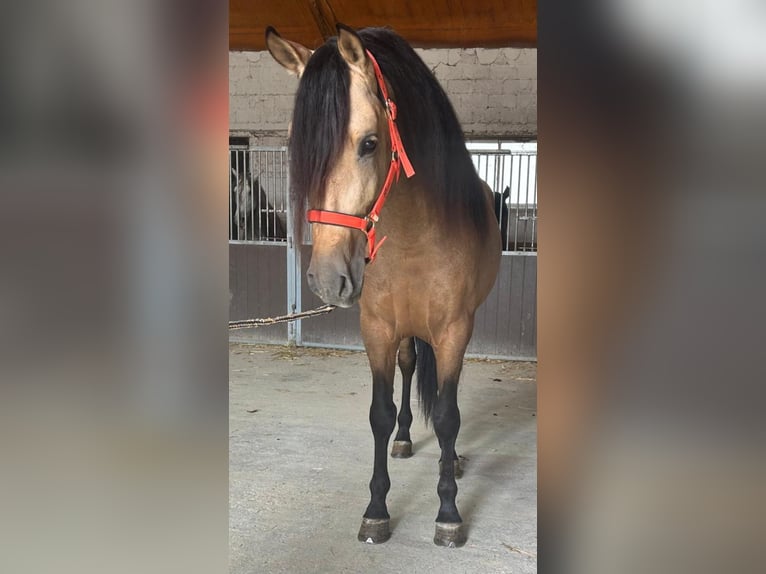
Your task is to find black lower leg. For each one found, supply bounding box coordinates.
[437,436,459,463]
[364,377,397,520]
[394,338,415,444]
[433,381,462,524]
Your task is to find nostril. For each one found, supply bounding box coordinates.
[338,273,353,299]
[307,264,357,304]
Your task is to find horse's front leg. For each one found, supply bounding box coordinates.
[391,337,415,458]
[431,321,473,547]
[358,331,398,544]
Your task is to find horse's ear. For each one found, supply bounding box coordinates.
[336,24,373,82]
[265,26,312,77]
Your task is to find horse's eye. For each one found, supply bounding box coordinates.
[359,137,378,157]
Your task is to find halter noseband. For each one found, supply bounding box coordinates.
[305,49,415,263]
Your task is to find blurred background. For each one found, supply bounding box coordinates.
[0,1,228,573]
[539,1,766,572]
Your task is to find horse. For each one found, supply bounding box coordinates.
[266,24,501,547]
[230,168,286,241]
[494,186,511,250]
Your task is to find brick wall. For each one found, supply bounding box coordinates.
[230,47,536,145]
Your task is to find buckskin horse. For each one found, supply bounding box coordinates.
[266,23,501,547]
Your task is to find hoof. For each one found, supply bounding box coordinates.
[358,517,391,544]
[438,459,463,479]
[434,522,467,548]
[391,440,413,458]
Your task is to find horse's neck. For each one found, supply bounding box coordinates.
[384,179,438,239]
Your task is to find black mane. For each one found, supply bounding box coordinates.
[289,27,488,236]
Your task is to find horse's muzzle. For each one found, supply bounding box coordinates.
[306,255,364,308]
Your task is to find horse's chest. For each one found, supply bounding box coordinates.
[362,256,468,333]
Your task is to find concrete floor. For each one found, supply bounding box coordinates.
[230,343,537,574]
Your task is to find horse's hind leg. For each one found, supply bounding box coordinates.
[391,337,415,458]
[358,331,398,544]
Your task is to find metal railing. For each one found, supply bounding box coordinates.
[469,145,538,253]
[229,144,537,253]
[229,147,289,243]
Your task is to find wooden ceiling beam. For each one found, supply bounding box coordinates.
[229,0,537,51]
[308,0,338,41]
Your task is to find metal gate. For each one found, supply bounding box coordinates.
[228,146,296,344]
[230,144,537,359]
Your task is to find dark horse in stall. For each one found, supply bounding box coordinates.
[494,186,511,250]
[266,24,500,547]
[230,168,286,241]
[493,185,538,252]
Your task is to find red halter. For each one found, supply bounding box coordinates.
[305,49,415,263]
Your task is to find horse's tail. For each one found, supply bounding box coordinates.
[415,337,438,425]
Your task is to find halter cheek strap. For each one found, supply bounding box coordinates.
[306,49,415,263]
